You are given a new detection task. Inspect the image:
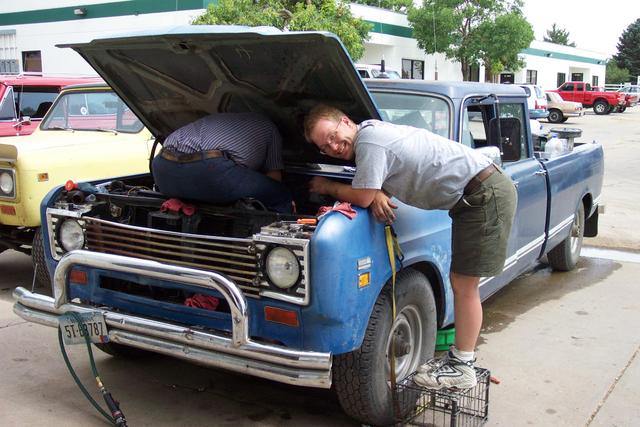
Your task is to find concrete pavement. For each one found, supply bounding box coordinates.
[2,249,639,426]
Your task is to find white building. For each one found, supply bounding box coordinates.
[504,40,608,90]
[0,1,607,89]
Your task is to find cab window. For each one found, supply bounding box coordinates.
[15,86,59,119]
[0,86,17,120]
[461,101,527,161]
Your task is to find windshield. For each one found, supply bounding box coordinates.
[372,91,451,138]
[41,90,144,133]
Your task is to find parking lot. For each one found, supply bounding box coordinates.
[1,107,639,426]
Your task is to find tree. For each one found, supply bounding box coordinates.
[192,0,371,60]
[605,60,630,85]
[352,0,413,13]
[473,12,533,82]
[408,0,533,81]
[614,18,640,82]
[543,23,576,47]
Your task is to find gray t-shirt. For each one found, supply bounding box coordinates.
[351,120,492,210]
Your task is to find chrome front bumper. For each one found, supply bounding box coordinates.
[13,251,332,388]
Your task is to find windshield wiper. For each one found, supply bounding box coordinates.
[47,126,75,132]
[95,128,119,135]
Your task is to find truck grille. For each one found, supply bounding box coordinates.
[50,215,261,297]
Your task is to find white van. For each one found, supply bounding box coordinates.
[355,63,401,79]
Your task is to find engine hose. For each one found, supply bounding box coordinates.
[58,311,128,426]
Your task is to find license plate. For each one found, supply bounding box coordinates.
[59,311,109,345]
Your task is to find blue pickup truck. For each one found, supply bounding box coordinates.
[13,27,604,425]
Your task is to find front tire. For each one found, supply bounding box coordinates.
[547,203,585,271]
[333,269,437,426]
[593,100,609,115]
[547,109,563,123]
[32,228,51,290]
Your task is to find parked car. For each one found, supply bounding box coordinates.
[519,84,549,119]
[545,91,584,123]
[0,74,99,136]
[552,81,625,115]
[0,82,153,286]
[13,27,604,426]
[614,86,639,112]
[355,63,401,79]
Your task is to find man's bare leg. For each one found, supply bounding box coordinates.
[414,271,481,389]
[450,272,482,352]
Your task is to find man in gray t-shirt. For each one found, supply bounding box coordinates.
[304,104,517,390]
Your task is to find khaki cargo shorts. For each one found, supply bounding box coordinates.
[449,168,517,277]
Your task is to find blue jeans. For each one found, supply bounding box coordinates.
[152,155,292,214]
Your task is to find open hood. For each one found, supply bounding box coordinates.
[60,25,380,164]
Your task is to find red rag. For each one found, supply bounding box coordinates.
[316,202,357,220]
[184,294,220,310]
[161,198,196,216]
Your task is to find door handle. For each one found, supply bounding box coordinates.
[534,170,547,176]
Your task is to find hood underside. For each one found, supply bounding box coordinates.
[60,25,380,165]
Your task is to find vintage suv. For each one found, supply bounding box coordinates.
[0,82,153,286]
[12,27,604,425]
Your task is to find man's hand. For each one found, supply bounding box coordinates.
[370,190,398,224]
[309,176,333,195]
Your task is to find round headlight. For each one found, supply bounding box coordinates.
[265,247,300,289]
[58,219,85,252]
[0,172,14,195]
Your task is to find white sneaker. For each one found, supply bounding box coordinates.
[414,350,477,390]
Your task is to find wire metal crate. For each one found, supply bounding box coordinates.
[394,368,490,427]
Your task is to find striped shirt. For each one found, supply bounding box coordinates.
[163,113,283,171]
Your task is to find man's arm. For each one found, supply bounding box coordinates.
[309,176,377,208]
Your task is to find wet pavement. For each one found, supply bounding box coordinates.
[2,247,640,426]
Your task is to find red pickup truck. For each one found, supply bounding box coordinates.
[553,81,625,115]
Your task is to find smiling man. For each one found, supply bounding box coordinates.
[303,104,517,390]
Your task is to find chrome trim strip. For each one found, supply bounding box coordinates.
[548,215,575,240]
[14,286,332,388]
[479,233,545,287]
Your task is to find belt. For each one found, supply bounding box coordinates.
[463,164,498,195]
[160,149,224,162]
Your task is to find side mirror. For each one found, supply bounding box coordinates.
[489,117,522,162]
[475,146,502,167]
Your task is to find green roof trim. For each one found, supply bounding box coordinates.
[365,20,414,39]
[522,47,606,65]
[0,3,610,66]
[0,0,217,26]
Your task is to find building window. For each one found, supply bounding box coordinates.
[22,51,42,72]
[592,76,599,87]
[469,64,480,82]
[557,72,566,88]
[526,70,538,84]
[402,59,424,80]
[500,73,514,84]
[571,72,583,82]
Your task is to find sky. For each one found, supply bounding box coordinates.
[521,0,639,57]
